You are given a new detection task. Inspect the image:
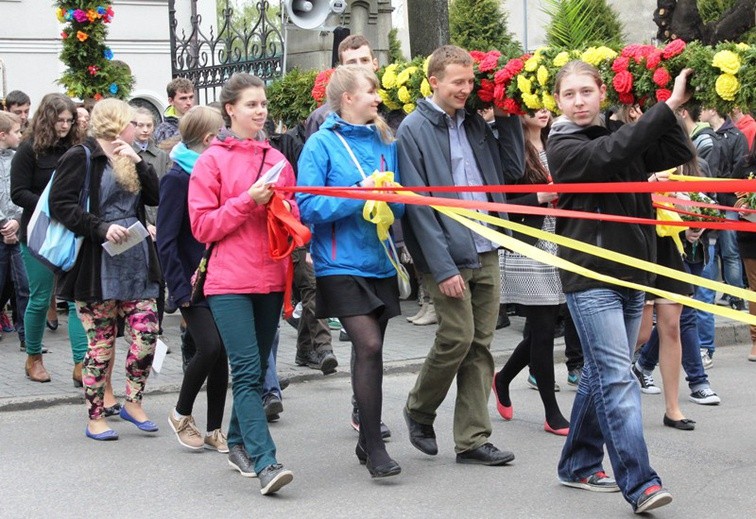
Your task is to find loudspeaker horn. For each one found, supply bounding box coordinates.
[284,0,345,30]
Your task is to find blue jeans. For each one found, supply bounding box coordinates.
[263,329,281,399]
[208,293,283,473]
[0,242,28,341]
[718,211,745,291]
[558,287,661,508]
[637,261,710,391]
[694,243,717,355]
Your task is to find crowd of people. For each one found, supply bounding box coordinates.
[1,33,755,511]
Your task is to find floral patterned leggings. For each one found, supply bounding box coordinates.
[77,299,158,420]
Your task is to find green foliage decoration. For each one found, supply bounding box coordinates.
[449,0,521,54]
[542,0,625,49]
[266,68,318,128]
[55,2,134,100]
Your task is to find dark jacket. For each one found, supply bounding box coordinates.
[10,139,70,243]
[134,140,173,225]
[733,155,756,259]
[714,118,749,207]
[547,101,693,293]
[156,163,204,307]
[397,99,525,282]
[48,138,161,302]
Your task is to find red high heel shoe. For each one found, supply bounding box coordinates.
[492,373,513,421]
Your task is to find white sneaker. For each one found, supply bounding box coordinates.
[700,350,713,370]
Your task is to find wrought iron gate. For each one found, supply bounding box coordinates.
[168,0,284,105]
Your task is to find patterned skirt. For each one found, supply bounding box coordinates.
[500,216,565,306]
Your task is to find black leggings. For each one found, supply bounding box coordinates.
[340,311,391,466]
[176,305,229,431]
[495,304,568,429]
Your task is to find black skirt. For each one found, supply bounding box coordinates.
[315,275,401,320]
[653,235,694,296]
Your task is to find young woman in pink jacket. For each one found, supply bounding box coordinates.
[188,73,298,496]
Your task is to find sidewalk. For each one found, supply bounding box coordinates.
[0,300,749,411]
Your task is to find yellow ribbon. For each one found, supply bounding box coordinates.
[361,171,410,286]
[391,187,756,326]
[656,200,687,254]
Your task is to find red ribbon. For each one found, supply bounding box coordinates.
[278,186,756,232]
[266,193,311,318]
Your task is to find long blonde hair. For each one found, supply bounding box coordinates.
[90,98,140,193]
[326,65,393,144]
[179,106,223,149]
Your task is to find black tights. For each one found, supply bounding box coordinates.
[340,312,391,467]
[494,304,568,430]
[176,306,229,431]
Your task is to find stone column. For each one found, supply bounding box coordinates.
[407,0,449,58]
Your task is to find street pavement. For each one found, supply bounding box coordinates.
[0,300,750,410]
[1,301,756,517]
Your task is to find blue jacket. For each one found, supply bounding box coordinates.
[297,113,403,278]
[156,162,205,306]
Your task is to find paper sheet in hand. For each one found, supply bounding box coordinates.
[254,159,286,186]
[102,221,149,256]
[151,338,168,374]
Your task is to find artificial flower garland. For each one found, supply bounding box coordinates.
[56,2,133,101]
[309,40,754,117]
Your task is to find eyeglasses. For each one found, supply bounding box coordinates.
[56,118,74,125]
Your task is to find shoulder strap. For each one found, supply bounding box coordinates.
[334,132,367,180]
[78,144,92,208]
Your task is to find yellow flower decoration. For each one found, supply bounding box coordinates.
[382,64,398,89]
[715,73,740,101]
[396,66,418,86]
[517,74,533,95]
[524,56,540,72]
[403,103,416,114]
[76,31,88,42]
[397,86,411,104]
[537,65,549,86]
[87,9,99,22]
[542,92,557,113]
[581,46,616,67]
[420,78,432,97]
[522,93,542,110]
[712,50,741,75]
[423,57,430,76]
[736,42,750,51]
[553,51,571,68]
[378,89,391,104]
[56,8,66,22]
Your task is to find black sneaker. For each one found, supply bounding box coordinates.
[631,363,661,395]
[689,387,721,405]
[315,350,338,375]
[294,349,319,368]
[259,463,293,495]
[227,444,256,477]
[263,393,283,422]
[456,442,514,466]
[635,485,672,514]
[730,297,745,311]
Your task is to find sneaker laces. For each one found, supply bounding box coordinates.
[697,388,716,397]
[207,429,227,444]
[640,370,656,387]
[177,415,202,438]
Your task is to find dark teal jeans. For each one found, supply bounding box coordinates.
[208,292,283,473]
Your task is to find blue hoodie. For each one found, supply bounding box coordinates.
[297,112,403,278]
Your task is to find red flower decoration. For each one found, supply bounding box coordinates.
[612,70,634,94]
[87,65,99,76]
[653,67,671,87]
[502,98,522,115]
[478,79,495,103]
[61,31,68,39]
[611,56,630,73]
[618,92,635,105]
[645,50,663,70]
[504,58,524,77]
[311,68,334,106]
[93,93,103,101]
[469,50,486,63]
[662,39,686,59]
[494,68,512,85]
[493,83,506,102]
[479,53,500,73]
[655,89,672,102]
